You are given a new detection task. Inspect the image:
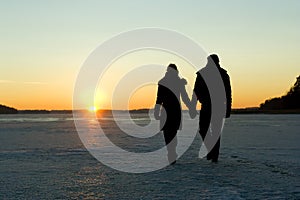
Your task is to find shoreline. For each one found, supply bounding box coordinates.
[1,108,300,115]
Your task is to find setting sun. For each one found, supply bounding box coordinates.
[88,106,98,112]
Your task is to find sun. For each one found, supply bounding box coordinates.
[88,106,98,113]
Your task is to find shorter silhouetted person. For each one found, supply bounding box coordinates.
[190,54,232,162]
[154,64,191,165]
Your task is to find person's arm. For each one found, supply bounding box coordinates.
[225,73,232,118]
[180,78,191,108]
[154,84,163,120]
[189,74,204,118]
[193,72,206,103]
[190,77,198,112]
[190,92,197,109]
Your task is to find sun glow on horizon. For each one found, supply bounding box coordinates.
[88,106,98,112]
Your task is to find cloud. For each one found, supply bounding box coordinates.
[0,80,15,83]
[0,80,47,85]
[23,81,47,85]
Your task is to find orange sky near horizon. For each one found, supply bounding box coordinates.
[1,45,298,111]
[0,66,298,111]
[1,57,298,111]
[0,1,299,110]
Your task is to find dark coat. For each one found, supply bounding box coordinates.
[194,66,232,118]
[156,71,190,131]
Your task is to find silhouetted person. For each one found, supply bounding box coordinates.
[190,54,232,162]
[154,64,191,165]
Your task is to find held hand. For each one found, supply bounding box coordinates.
[189,108,198,119]
[154,104,161,120]
[188,93,198,119]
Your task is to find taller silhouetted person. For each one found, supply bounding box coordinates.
[190,54,232,162]
[154,64,191,165]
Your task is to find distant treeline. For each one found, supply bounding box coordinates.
[260,75,300,111]
[17,110,74,114]
[0,104,18,114]
[0,106,74,114]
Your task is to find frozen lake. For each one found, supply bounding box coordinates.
[0,113,299,199]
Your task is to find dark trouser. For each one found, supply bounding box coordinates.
[199,110,221,161]
[163,129,178,163]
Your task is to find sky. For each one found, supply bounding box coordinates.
[0,0,299,110]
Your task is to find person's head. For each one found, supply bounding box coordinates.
[167,63,179,74]
[207,54,220,66]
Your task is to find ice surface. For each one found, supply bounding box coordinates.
[0,113,299,199]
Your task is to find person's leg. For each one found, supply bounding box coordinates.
[209,118,223,162]
[167,135,177,164]
[199,112,210,141]
[163,129,178,164]
[199,110,211,159]
[210,137,220,162]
